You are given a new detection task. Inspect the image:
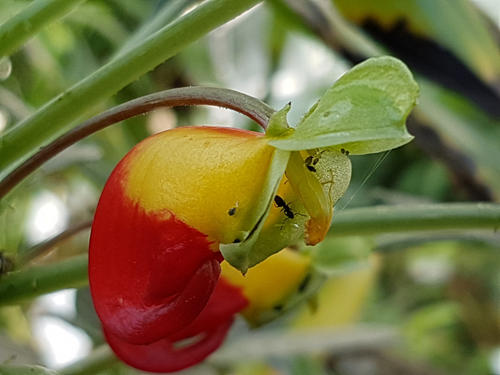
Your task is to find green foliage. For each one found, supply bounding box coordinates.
[269,56,418,153]
[0,0,499,374]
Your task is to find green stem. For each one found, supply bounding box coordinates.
[115,0,200,57]
[0,0,262,179]
[0,0,86,57]
[0,204,498,306]
[0,364,59,374]
[59,346,118,375]
[330,203,500,237]
[0,87,274,198]
[0,254,87,306]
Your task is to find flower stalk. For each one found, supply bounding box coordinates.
[1,202,498,307]
[0,87,274,199]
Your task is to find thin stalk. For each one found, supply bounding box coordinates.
[0,86,275,198]
[0,254,87,305]
[0,364,59,374]
[59,346,118,375]
[18,221,92,265]
[0,0,262,179]
[330,203,500,237]
[0,204,498,306]
[115,0,200,57]
[0,0,86,57]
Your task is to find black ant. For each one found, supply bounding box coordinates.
[274,195,296,219]
[304,156,319,172]
[340,148,350,156]
[304,150,326,173]
[227,202,239,216]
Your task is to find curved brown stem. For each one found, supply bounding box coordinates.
[0,86,275,199]
[18,220,93,266]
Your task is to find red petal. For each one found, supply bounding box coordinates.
[104,319,233,373]
[89,160,221,345]
[104,278,248,373]
[89,146,248,372]
[169,277,248,341]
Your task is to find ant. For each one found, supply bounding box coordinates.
[304,150,326,173]
[227,202,239,216]
[274,195,296,219]
[306,148,349,173]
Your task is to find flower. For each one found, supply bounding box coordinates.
[88,57,418,373]
[89,126,345,372]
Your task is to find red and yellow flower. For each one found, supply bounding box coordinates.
[89,57,417,373]
[89,125,349,372]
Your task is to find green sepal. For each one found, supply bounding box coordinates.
[220,148,291,273]
[268,56,419,154]
[265,102,293,137]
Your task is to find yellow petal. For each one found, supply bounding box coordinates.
[292,255,379,329]
[221,249,310,323]
[123,126,279,244]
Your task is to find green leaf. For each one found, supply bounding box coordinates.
[268,56,419,154]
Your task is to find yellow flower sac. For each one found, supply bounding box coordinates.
[90,124,351,372]
[123,126,283,245]
[222,249,312,325]
[89,126,293,372]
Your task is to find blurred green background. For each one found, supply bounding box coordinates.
[0,0,499,374]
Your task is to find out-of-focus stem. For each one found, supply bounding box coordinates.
[0,0,86,57]
[0,254,88,305]
[330,203,500,237]
[59,346,118,375]
[1,204,498,306]
[18,221,92,265]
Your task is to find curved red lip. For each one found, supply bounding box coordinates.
[89,159,248,372]
[103,278,247,373]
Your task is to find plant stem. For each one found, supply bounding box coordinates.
[18,221,92,265]
[0,204,498,306]
[0,0,262,179]
[0,0,86,57]
[115,0,200,57]
[330,203,500,237]
[0,254,87,306]
[0,87,274,198]
[59,346,118,375]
